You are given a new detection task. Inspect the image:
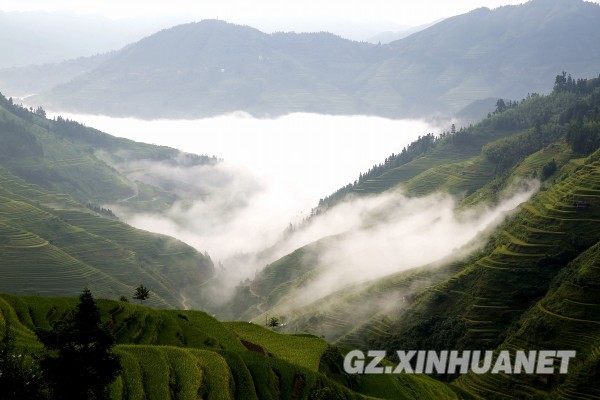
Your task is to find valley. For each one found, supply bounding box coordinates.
[1,0,599,399]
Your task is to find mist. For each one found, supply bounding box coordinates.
[46,111,539,314]
[56,112,438,260]
[50,111,540,313]
[280,180,539,310]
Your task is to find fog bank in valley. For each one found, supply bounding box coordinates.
[279,180,539,310]
[52,112,536,310]
[57,112,436,260]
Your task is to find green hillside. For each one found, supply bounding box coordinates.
[0,165,214,308]
[226,74,600,398]
[0,92,222,309]
[317,82,592,212]
[232,74,600,322]
[0,293,467,399]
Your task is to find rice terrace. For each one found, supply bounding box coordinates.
[1,0,600,399]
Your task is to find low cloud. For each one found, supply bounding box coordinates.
[284,180,539,309]
[75,112,536,312]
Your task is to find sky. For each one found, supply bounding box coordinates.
[0,0,532,35]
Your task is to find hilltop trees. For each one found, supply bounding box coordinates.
[35,288,121,400]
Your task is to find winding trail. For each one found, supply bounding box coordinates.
[119,181,139,202]
[179,269,221,310]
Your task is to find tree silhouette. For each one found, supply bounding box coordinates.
[133,284,150,304]
[35,288,121,400]
[495,98,507,114]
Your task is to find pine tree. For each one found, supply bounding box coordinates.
[35,288,121,400]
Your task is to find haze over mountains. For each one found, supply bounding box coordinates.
[1,0,600,398]
[0,11,170,68]
[1,0,596,120]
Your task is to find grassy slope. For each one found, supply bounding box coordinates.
[0,95,215,212]
[0,93,226,309]
[231,89,586,325]
[0,294,467,400]
[365,150,600,399]
[454,242,600,399]
[0,166,214,308]
[228,79,600,398]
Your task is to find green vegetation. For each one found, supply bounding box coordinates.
[226,321,328,371]
[0,293,468,399]
[133,284,150,304]
[0,165,214,308]
[0,93,220,309]
[35,289,122,399]
[2,32,600,396]
[230,74,600,399]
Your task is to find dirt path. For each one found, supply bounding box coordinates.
[120,181,139,202]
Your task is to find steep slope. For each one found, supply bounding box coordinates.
[0,93,222,308]
[229,74,598,322]
[225,74,600,397]
[22,0,600,119]
[0,293,469,399]
[0,165,213,308]
[317,74,597,212]
[0,93,218,207]
[454,241,600,399]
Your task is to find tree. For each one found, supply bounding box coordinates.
[268,317,280,327]
[554,71,567,92]
[495,98,507,114]
[0,320,45,399]
[35,106,46,118]
[133,284,150,304]
[35,288,121,400]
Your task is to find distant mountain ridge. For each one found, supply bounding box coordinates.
[15,0,600,120]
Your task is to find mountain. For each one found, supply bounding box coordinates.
[15,0,600,119]
[29,20,388,119]
[0,53,114,98]
[366,22,435,45]
[227,74,600,398]
[0,93,220,309]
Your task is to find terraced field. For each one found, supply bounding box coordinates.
[0,293,468,399]
[363,151,600,399]
[454,242,600,400]
[0,167,213,309]
[457,157,600,348]
[226,321,329,371]
[112,346,233,400]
